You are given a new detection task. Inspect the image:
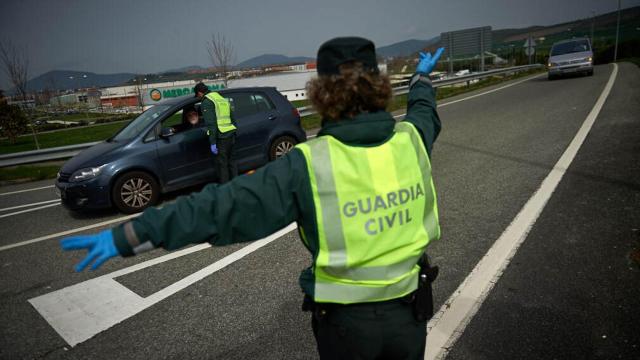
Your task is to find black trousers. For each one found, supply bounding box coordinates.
[311,299,427,360]
[215,136,237,184]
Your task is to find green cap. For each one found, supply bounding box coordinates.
[316,37,379,75]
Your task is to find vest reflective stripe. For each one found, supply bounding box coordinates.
[314,269,419,304]
[205,92,236,133]
[297,121,440,304]
[396,122,441,242]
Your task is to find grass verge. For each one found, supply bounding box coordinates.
[0,163,61,184]
[0,121,128,154]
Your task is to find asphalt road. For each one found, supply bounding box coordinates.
[0,63,638,359]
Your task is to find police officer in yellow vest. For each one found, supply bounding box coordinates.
[61,37,445,359]
[194,82,237,183]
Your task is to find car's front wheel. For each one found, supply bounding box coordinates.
[269,135,297,161]
[112,171,159,214]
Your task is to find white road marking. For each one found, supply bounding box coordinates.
[0,199,60,212]
[437,73,545,108]
[0,185,54,196]
[424,64,618,359]
[0,202,61,219]
[29,223,297,346]
[392,73,544,120]
[0,214,139,252]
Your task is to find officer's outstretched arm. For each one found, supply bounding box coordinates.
[404,48,444,156]
[60,153,303,271]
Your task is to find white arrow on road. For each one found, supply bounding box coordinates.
[29,223,296,346]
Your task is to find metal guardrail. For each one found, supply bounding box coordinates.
[393,64,543,95]
[0,142,102,168]
[0,64,543,168]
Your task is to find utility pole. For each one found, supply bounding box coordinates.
[614,0,621,62]
[480,27,485,72]
[528,33,533,65]
[448,36,454,74]
[590,11,596,45]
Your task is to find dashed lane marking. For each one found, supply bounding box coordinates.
[0,202,60,219]
[0,185,54,196]
[0,199,60,212]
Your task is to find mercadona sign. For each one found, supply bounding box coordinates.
[142,82,225,105]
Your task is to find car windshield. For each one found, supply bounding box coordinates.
[110,105,171,142]
[551,40,590,56]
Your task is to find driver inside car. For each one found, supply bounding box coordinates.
[172,109,200,134]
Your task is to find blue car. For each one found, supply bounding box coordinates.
[56,87,306,213]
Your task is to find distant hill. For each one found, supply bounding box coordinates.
[236,54,314,69]
[26,70,135,91]
[491,5,640,47]
[377,37,440,58]
[235,37,444,68]
[161,65,206,74]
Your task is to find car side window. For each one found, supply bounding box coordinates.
[252,93,275,112]
[226,92,275,120]
[144,124,159,142]
[163,110,183,128]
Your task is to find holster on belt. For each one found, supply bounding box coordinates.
[302,295,332,320]
[413,253,439,322]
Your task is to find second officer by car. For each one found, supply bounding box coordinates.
[194,81,237,183]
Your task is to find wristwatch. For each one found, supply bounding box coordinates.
[409,73,432,88]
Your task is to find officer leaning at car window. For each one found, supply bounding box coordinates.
[61,37,444,360]
[194,82,237,184]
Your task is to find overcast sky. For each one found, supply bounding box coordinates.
[1,0,639,89]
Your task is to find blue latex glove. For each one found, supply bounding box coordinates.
[210,144,218,155]
[60,229,119,272]
[417,47,445,75]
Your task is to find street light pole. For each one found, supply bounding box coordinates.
[614,0,621,62]
[590,11,596,45]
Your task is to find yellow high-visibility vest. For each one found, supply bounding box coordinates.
[296,122,440,304]
[205,92,236,133]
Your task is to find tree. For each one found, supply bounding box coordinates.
[133,76,147,112]
[0,100,28,144]
[207,33,236,87]
[0,40,40,149]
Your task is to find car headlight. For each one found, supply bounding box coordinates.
[587,57,592,63]
[70,165,105,182]
[548,62,558,67]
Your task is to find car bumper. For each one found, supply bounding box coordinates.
[55,178,111,211]
[548,62,593,74]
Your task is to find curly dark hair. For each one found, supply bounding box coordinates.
[306,62,392,121]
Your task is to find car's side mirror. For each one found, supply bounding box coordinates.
[160,127,175,139]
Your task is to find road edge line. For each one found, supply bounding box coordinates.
[424,63,619,359]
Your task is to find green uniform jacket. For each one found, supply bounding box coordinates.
[113,76,441,298]
[201,91,236,144]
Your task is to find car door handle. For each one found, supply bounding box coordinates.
[268,114,277,121]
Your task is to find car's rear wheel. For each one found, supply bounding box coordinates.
[269,135,297,161]
[112,171,159,214]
